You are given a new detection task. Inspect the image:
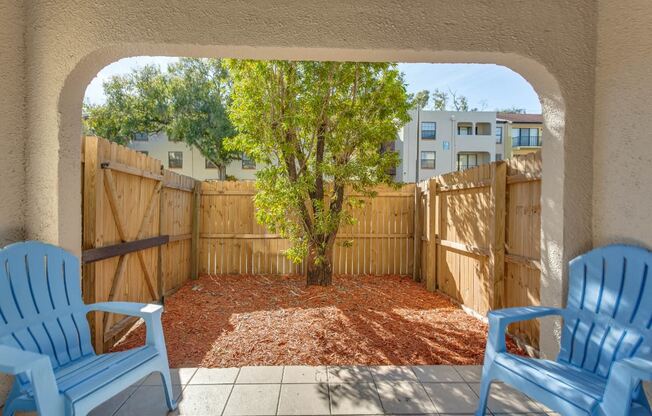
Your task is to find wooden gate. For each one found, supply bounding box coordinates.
[82,137,198,352]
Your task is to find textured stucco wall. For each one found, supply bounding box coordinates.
[0,0,25,404]
[0,1,606,402]
[0,0,26,247]
[593,0,652,249]
[5,0,597,359]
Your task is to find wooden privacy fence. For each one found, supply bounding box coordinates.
[416,152,542,350]
[199,181,416,276]
[82,135,541,353]
[82,137,199,352]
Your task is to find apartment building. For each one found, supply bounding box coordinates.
[395,110,499,182]
[497,112,543,158]
[128,132,258,180]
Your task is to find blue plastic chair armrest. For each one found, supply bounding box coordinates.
[0,345,64,413]
[486,307,564,359]
[0,345,49,375]
[87,302,165,348]
[601,357,652,415]
[87,301,163,318]
[488,306,564,326]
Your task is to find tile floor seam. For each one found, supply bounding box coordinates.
[411,365,442,415]
[368,366,387,415]
[326,377,332,416]
[220,367,240,416]
[454,366,495,416]
[108,385,138,416]
[185,367,199,385]
[274,366,285,415]
[109,369,163,415]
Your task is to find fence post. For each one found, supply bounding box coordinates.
[426,178,437,291]
[190,180,201,280]
[489,162,507,310]
[412,183,422,281]
[158,168,165,300]
[82,137,105,353]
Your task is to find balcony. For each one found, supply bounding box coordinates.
[512,135,542,147]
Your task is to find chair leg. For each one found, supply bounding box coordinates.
[159,366,178,411]
[634,386,651,411]
[475,375,492,416]
[3,396,37,416]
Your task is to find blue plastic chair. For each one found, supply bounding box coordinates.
[476,244,652,415]
[0,241,177,415]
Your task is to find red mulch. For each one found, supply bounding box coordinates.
[111,274,522,367]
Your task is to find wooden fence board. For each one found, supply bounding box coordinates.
[199,181,415,276]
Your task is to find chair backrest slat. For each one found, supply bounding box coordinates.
[558,244,652,378]
[0,242,94,370]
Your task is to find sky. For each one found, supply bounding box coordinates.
[84,57,542,114]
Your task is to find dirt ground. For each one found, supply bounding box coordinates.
[111,274,522,367]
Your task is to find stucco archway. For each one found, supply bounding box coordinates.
[59,45,568,357]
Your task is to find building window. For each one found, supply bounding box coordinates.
[457,123,473,135]
[136,150,149,156]
[168,151,183,169]
[380,141,397,175]
[133,132,148,141]
[442,141,450,150]
[512,127,541,147]
[457,153,481,171]
[205,159,218,169]
[421,122,436,139]
[496,153,503,161]
[495,126,503,144]
[420,151,436,169]
[242,153,256,169]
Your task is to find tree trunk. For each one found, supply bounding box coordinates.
[219,165,227,180]
[306,241,333,286]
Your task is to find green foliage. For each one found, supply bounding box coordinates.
[430,88,486,112]
[410,89,430,109]
[166,59,236,170]
[84,65,169,145]
[431,89,448,111]
[225,60,411,265]
[496,106,527,114]
[84,59,237,172]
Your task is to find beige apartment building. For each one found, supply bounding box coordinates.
[396,110,506,182]
[496,112,544,159]
[128,132,258,180]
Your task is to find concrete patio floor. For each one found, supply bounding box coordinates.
[85,365,559,416]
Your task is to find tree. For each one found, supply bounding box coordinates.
[166,58,236,178]
[225,60,411,286]
[83,65,169,145]
[84,59,237,177]
[496,106,527,114]
[431,89,448,110]
[410,89,430,109]
[447,89,470,111]
[430,88,486,111]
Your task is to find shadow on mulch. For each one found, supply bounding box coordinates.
[110,274,523,367]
